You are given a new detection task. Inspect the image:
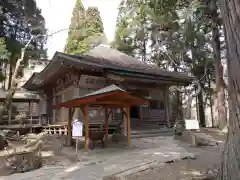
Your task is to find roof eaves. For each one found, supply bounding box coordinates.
[80,54,194,80]
[22,72,39,90]
[41,52,195,81]
[107,70,193,83]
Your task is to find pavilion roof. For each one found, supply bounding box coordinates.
[53,84,149,108]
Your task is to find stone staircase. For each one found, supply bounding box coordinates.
[131,128,174,138]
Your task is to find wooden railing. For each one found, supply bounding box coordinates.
[43,124,68,135]
[42,122,122,136]
[0,117,41,126]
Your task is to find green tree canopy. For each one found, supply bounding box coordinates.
[0,0,46,89]
[64,1,105,55]
[0,38,10,82]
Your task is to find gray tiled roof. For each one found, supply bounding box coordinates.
[0,89,39,100]
[83,45,192,79]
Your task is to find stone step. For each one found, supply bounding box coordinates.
[131,128,174,138]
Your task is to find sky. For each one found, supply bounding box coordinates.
[36,0,121,59]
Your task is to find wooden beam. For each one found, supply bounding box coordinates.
[104,107,109,147]
[103,104,128,109]
[67,108,72,146]
[94,101,130,105]
[126,106,131,145]
[84,105,89,152]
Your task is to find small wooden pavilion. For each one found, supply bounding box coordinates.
[0,89,40,125]
[54,84,149,152]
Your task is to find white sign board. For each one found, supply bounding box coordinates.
[185,119,200,130]
[72,119,83,137]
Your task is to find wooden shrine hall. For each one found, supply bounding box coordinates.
[54,84,149,152]
[23,46,194,139]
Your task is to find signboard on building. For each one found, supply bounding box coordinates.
[72,119,83,137]
[78,75,107,89]
[106,73,124,82]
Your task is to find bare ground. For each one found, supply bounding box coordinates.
[0,128,225,180]
[125,129,225,180]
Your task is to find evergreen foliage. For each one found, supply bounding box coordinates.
[0,0,46,89]
[64,1,104,55]
[0,38,10,82]
[113,0,225,127]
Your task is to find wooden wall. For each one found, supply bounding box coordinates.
[53,86,122,125]
[132,88,169,128]
[149,89,165,122]
[46,72,170,128]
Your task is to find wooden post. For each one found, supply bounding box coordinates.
[104,107,109,146]
[28,101,33,133]
[67,108,72,146]
[28,101,31,118]
[126,106,131,145]
[84,105,89,152]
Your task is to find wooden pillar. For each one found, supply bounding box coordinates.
[67,108,72,146]
[28,101,31,117]
[104,107,109,146]
[28,101,33,133]
[84,105,89,152]
[126,106,131,145]
[123,108,127,136]
[52,89,56,124]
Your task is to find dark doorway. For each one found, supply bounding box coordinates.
[130,106,140,118]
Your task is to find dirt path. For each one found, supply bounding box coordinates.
[125,129,225,180]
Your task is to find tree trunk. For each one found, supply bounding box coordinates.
[208,74,214,127]
[217,0,240,179]
[173,66,183,120]
[211,0,227,130]
[7,60,13,90]
[0,48,25,121]
[197,84,206,127]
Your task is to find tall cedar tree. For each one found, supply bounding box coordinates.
[217,0,240,179]
[64,0,86,54]
[114,0,150,61]
[65,1,104,55]
[113,0,139,56]
[210,0,227,130]
[0,38,10,83]
[84,7,104,49]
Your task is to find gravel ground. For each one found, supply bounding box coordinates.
[125,129,225,180]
